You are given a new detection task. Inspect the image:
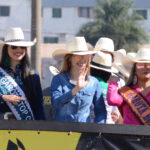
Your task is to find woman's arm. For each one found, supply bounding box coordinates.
[107,81,124,106]
[50,73,90,109]
[30,71,46,120]
[50,75,74,109]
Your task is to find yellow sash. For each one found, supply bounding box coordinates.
[119,86,150,125]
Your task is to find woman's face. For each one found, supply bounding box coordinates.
[70,55,90,71]
[136,63,150,81]
[8,45,26,62]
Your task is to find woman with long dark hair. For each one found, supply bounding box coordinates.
[0,27,45,120]
[107,48,150,125]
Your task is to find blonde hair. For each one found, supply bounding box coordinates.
[60,54,72,73]
[60,54,90,74]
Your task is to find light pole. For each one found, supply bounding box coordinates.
[31,0,42,75]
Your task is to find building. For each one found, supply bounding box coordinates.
[42,0,96,43]
[0,0,31,40]
[0,0,150,43]
[132,0,150,37]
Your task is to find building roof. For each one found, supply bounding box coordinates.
[132,0,150,8]
[42,0,150,8]
[42,0,97,8]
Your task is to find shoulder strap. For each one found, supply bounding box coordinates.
[119,86,150,125]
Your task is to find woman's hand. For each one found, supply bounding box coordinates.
[111,110,123,124]
[77,67,90,90]
[108,74,120,83]
[111,110,119,123]
[72,67,90,96]
[2,95,25,105]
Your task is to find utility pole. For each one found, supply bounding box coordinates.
[31,0,42,75]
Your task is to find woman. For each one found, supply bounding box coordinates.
[90,51,122,124]
[50,37,106,123]
[0,27,45,120]
[107,48,150,125]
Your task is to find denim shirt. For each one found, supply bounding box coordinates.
[50,72,106,123]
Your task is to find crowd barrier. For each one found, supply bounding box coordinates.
[1,120,150,150]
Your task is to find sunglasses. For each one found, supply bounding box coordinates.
[136,63,150,69]
[10,46,26,50]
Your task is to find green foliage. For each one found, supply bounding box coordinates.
[78,0,149,52]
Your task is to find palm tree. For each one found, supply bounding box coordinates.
[78,0,148,51]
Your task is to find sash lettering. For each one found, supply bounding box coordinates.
[0,67,34,120]
[119,86,150,125]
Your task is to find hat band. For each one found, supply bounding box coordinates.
[5,39,25,42]
[91,61,111,69]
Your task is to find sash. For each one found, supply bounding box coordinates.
[0,67,34,120]
[119,86,150,125]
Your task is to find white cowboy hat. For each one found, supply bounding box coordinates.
[0,27,36,47]
[52,37,96,60]
[112,49,130,78]
[94,37,114,53]
[113,49,127,64]
[90,51,118,73]
[52,49,68,61]
[118,52,137,78]
[121,48,150,73]
[120,48,150,78]
[125,48,150,63]
[49,66,59,76]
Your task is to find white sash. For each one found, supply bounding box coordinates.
[0,67,34,120]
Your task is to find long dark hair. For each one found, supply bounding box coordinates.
[0,45,30,77]
[126,64,136,86]
[0,44,37,108]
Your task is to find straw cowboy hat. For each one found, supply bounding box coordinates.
[113,49,127,63]
[94,37,114,53]
[90,51,118,73]
[112,49,130,78]
[120,48,150,77]
[118,52,137,78]
[0,27,36,47]
[52,37,96,60]
[123,48,150,63]
[49,66,59,76]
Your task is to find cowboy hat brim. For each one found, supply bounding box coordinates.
[72,50,97,55]
[52,49,97,60]
[124,51,150,63]
[0,39,36,47]
[52,49,69,60]
[90,64,118,73]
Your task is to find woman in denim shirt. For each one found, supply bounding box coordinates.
[50,37,106,123]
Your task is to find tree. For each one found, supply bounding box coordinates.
[78,0,148,51]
